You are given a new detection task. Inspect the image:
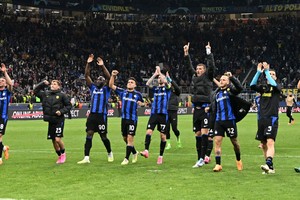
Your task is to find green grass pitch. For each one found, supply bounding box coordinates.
[1,114,300,199]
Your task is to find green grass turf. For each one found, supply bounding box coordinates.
[1,113,300,199]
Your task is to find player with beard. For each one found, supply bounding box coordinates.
[250,62,281,174]
[210,72,248,172]
[140,66,171,164]
[109,70,144,165]
[77,54,113,164]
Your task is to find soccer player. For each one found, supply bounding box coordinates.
[0,63,13,165]
[210,72,247,172]
[295,81,300,173]
[165,71,182,150]
[285,92,296,125]
[34,79,72,164]
[140,66,171,164]
[250,62,281,174]
[109,70,144,165]
[184,42,216,168]
[77,54,113,164]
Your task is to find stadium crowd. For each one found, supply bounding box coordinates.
[0,8,299,103]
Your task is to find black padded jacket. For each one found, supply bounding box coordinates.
[34,81,72,123]
[184,53,215,106]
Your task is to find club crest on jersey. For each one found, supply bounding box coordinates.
[2,92,5,96]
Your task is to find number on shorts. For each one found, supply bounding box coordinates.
[227,128,235,136]
[98,125,106,130]
[160,124,166,130]
[204,118,208,125]
[129,125,135,131]
[0,124,4,130]
[56,128,62,133]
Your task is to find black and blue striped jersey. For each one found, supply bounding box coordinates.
[215,89,235,121]
[0,88,12,120]
[115,87,143,122]
[89,84,111,115]
[151,86,171,115]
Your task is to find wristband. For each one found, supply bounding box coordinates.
[206,48,211,55]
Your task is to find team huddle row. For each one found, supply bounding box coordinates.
[0,43,290,174]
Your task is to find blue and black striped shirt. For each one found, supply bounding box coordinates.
[151,86,171,115]
[89,84,111,115]
[115,87,144,122]
[0,88,12,120]
[215,89,235,121]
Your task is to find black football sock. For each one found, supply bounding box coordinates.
[56,150,61,156]
[266,156,274,169]
[206,139,213,157]
[126,146,133,160]
[233,145,241,161]
[84,136,92,156]
[132,146,137,154]
[101,138,112,153]
[196,136,202,160]
[160,141,166,156]
[174,129,180,138]
[60,148,65,154]
[145,134,151,150]
[215,156,221,165]
[200,134,208,159]
[166,131,170,140]
[0,142,3,159]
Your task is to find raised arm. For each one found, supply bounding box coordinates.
[85,54,94,87]
[97,57,110,81]
[213,78,221,88]
[227,72,243,95]
[33,80,49,98]
[263,62,277,87]
[0,63,13,92]
[166,71,180,96]
[146,66,159,88]
[205,42,216,81]
[109,70,118,91]
[183,42,196,75]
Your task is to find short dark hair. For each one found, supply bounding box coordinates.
[128,77,137,85]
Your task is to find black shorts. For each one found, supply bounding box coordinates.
[121,119,137,136]
[193,108,209,132]
[166,110,178,132]
[255,117,278,142]
[0,118,8,135]
[214,120,237,138]
[208,128,214,138]
[146,113,168,133]
[47,120,65,140]
[86,113,107,134]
